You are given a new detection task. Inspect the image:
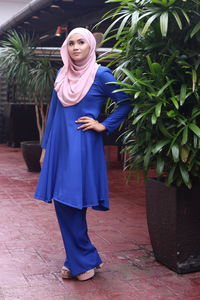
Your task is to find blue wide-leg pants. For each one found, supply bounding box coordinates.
[54,200,102,276]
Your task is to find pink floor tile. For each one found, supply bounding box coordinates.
[0,144,200,300]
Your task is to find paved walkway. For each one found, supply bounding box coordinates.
[0,144,200,300]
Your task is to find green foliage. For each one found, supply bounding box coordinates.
[0,30,56,104]
[30,57,56,105]
[0,30,57,142]
[102,0,200,188]
[0,30,35,88]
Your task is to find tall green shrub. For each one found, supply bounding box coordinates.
[102,0,200,188]
[0,30,57,143]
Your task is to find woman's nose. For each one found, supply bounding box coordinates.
[73,43,79,50]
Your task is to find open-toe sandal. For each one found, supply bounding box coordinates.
[61,266,72,279]
[96,263,104,269]
[76,268,95,281]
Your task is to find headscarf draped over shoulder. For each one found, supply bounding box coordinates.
[54,27,99,107]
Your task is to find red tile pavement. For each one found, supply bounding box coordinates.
[0,144,200,300]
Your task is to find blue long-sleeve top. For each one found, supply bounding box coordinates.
[35,66,132,211]
[41,66,131,148]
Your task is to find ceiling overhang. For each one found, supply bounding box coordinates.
[0,0,115,46]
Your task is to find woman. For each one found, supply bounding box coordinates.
[34,27,131,281]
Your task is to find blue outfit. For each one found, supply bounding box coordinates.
[34,66,131,211]
[54,201,102,276]
[34,66,131,276]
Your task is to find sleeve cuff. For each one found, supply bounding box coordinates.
[101,121,112,134]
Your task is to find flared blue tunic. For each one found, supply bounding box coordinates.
[34,66,131,211]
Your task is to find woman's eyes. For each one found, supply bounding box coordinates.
[68,40,85,46]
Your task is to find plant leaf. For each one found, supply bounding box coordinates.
[155,103,162,117]
[180,84,187,105]
[167,165,176,185]
[132,113,145,125]
[141,13,160,36]
[190,21,200,38]
[179,164,191,188]
[143,144,153,171]
[151,113,157,124]
[156,155,165,176]
[117,14,131,38]
[180,8,190,25]
[172,11,182,30]
[171,97,179,109]
[180,145,189,163]
[157,80,175,97]
[192,69,197,92]
[152,140,170,154]
[172,143,179,162]
[160,11,169,37]
[181,126,188,145]
[158,120,173,138]
[189,124,200,138]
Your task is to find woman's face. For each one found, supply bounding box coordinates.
[67,33,90,63]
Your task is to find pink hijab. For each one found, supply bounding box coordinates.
[54,27,99,107]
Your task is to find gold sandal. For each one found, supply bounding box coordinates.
[96,263,104,269]
[76,263,103,281]
[76,268,95,281]
[61,266,72,279]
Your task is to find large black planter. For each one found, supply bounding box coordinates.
[146,178,200,274]
[4,103,39,147]
[21,141,41,172]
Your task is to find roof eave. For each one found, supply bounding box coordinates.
[0,0,55,34]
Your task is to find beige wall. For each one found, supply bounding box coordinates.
[0,0,32,26]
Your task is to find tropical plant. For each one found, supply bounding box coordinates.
[101,0,200,188]
[0,30,57,143]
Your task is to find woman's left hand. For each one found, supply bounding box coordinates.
[75,116,106,132]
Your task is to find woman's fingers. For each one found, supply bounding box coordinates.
[75,116,106,132]
[76,117,97,129]
[77,123,93,130]
[75,116,92,123]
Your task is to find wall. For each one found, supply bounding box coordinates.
[0,0,31,26]
[0,72,8,142]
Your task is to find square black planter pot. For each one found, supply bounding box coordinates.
[4,103,39,147]
[146,178,200,274]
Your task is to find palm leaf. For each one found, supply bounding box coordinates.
[142,13,160,36]
[160,11,169,37]
[171,11,183,29]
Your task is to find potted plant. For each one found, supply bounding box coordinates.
[101,0,200,273]
[0,30,57,171]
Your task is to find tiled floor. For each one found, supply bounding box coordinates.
[0,144,200,300]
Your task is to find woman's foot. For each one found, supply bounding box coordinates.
[61,266,72,279]
[76,268,95,281]
[76,264,103,281]
[96,263,103,269]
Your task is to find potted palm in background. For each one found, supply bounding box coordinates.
[101,0,200,273]
[0,30,57,171]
